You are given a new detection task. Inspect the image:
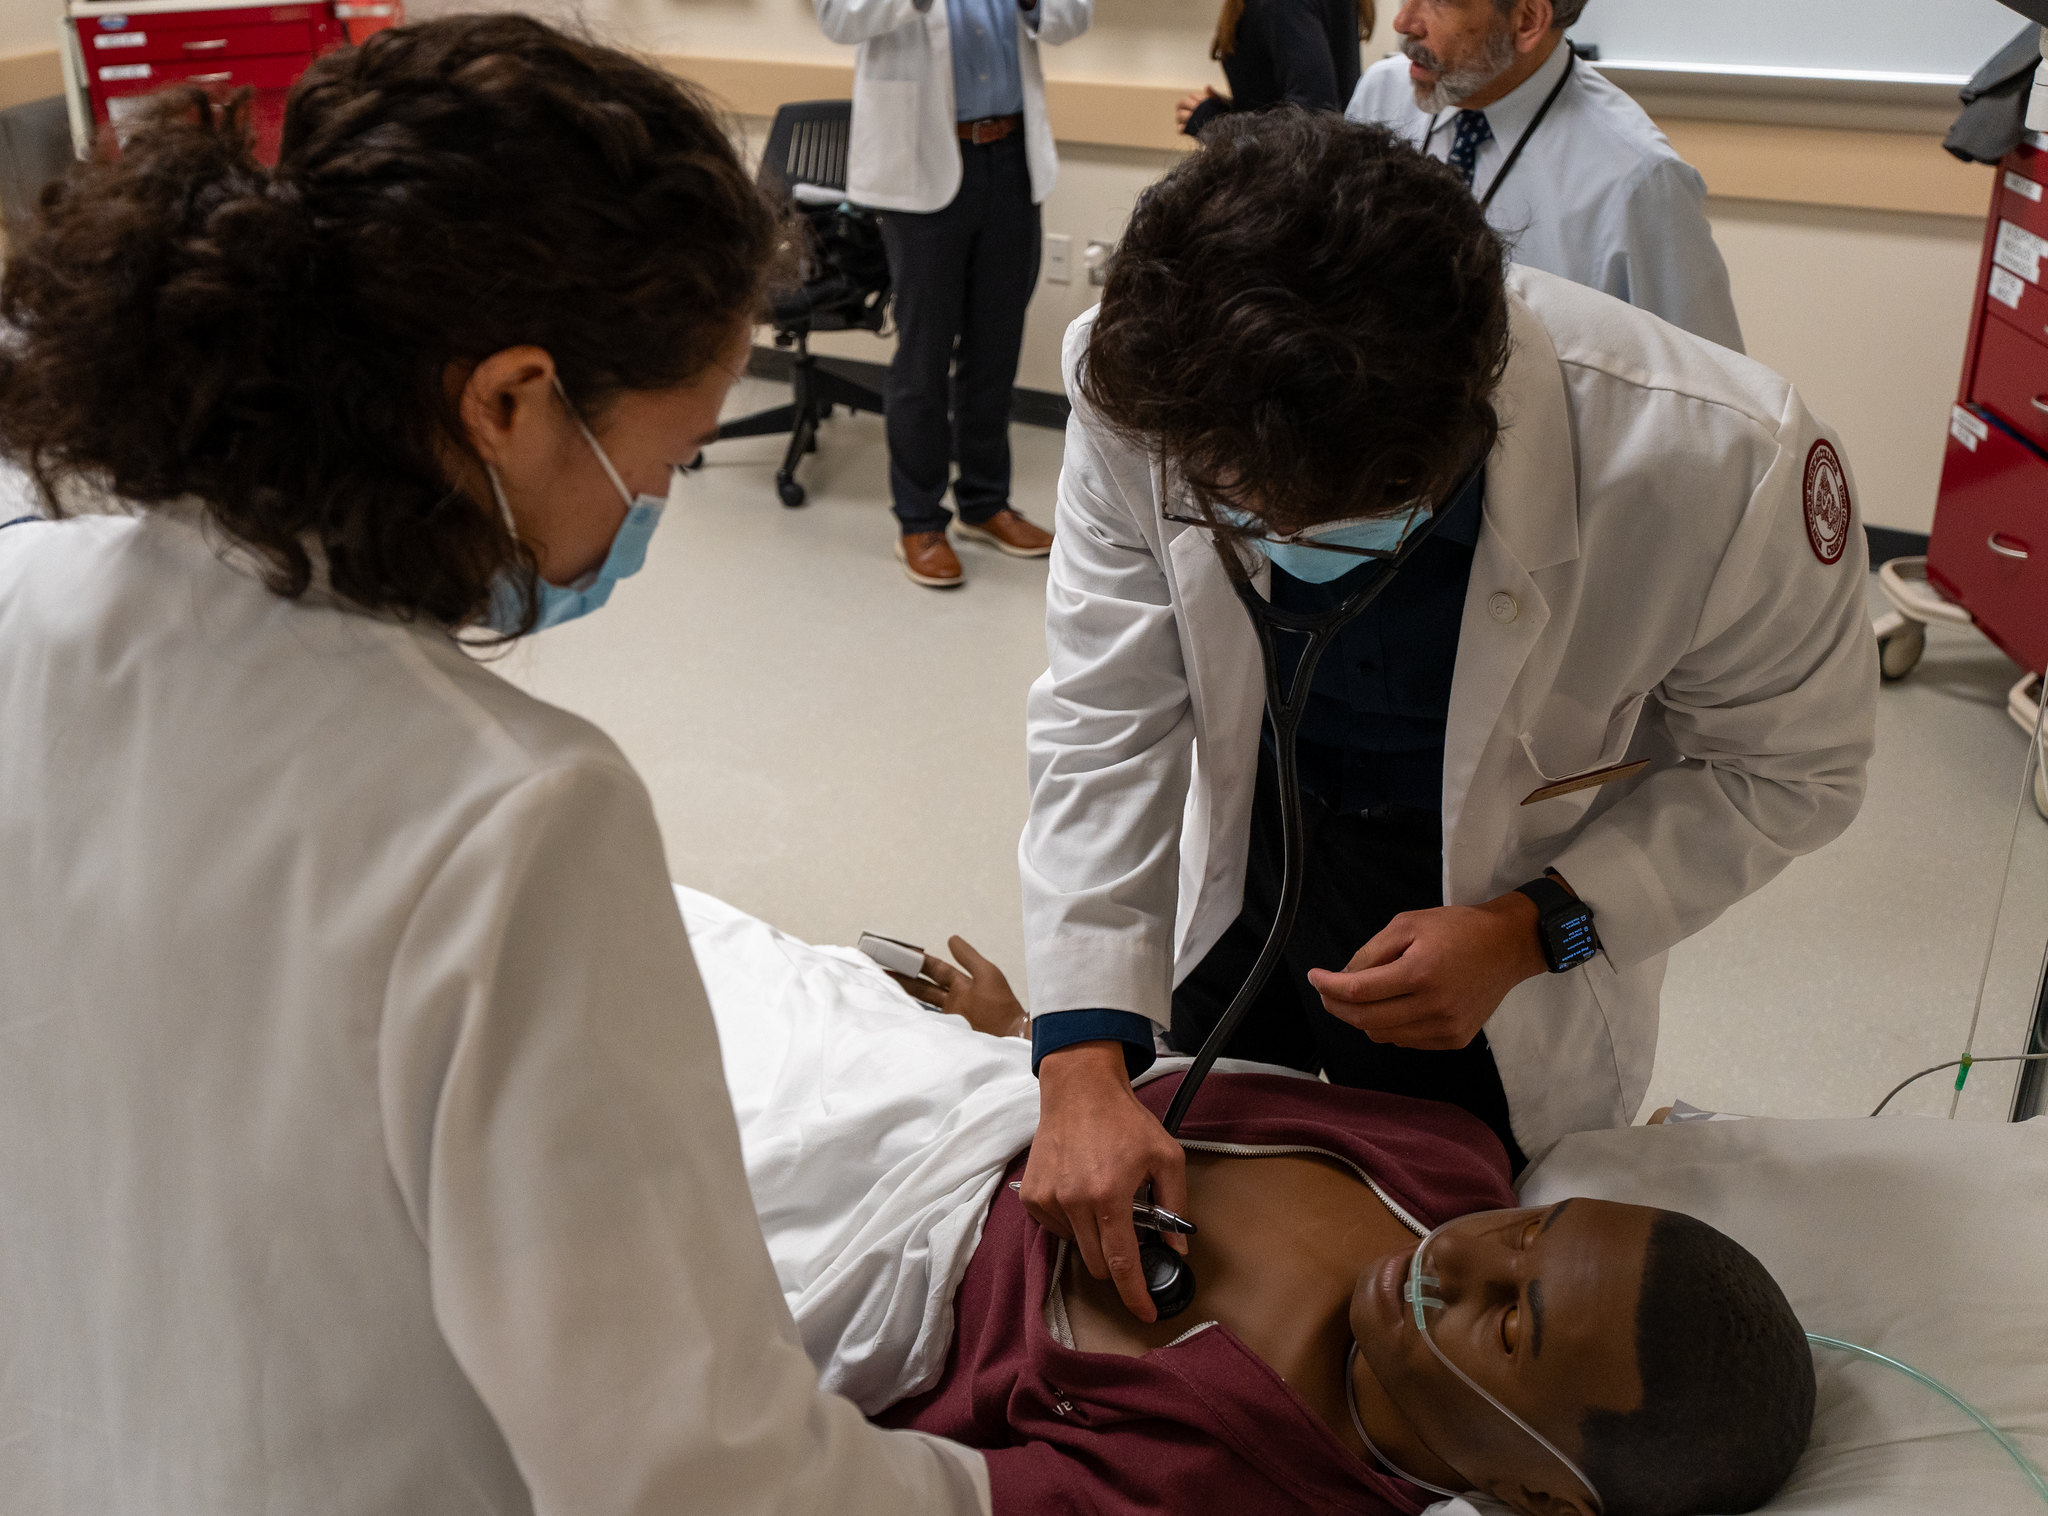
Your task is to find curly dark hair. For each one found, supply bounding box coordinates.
[1080,112,1510,537]
[0,14,777,633]
[1582,1210,1818,1516]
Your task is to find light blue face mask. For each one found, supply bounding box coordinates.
[486,381,669,633]
[1219,506,1424,585]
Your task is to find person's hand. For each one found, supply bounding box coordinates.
[1176,86,1219,129]
[888,936,1027,1038]
[1022,1040,1188,1324]
[1306,890,1550,1050]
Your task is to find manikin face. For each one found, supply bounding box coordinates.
[1350,1199,1655,1516]
[1395,0,1522,112]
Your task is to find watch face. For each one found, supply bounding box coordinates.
[1546,907,1598,969]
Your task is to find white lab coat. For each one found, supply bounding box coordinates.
[814,0,1092,213]
[0,507,988,1516]
[1020,268,1876,1162]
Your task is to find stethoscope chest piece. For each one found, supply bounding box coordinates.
[1141,1240,1198,1320]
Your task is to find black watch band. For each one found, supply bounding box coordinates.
[1515,875,1599,972]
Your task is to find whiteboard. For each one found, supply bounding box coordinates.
[1570,0,2031,84]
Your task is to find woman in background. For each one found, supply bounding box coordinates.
[0,17,985,1516]
[1177,0,1374,136]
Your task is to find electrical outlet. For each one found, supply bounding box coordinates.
[1044,233,1072,285]
[1085,239,1114,287]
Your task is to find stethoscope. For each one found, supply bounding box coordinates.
[1418,48,1576,213]
[1138,456,1486,1319]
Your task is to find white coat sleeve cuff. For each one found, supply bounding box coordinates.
[1548,821,1681,972]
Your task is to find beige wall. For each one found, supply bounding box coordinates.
[810,135,1984,536]
[18,0,1990,532]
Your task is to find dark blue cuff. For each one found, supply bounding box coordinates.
[1030,1009,1159,1079]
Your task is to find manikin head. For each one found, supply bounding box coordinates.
[1394,0,1586,113]
[1349,1199,1816,1516]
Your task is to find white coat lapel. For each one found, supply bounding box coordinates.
[1442,288,1579,902]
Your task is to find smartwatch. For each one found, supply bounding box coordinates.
[1515,875,1599,972]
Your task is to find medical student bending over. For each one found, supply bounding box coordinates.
[1020,115,1875,1324]
[0,19,985,1516]
[702,921,1817,1516]
[1347,0,1744,351]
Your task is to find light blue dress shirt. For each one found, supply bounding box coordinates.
[1347,41,1745,352]
[947,0,1027,120]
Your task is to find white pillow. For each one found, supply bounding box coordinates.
[1506,1116,2048,1514]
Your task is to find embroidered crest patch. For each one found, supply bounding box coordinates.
[1803,440,1850,566]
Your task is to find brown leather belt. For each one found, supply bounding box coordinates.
[956,112,1022,145]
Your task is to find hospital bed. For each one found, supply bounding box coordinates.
[677,885,2048,1515]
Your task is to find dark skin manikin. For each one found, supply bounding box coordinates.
[1062,1156,1655,1516]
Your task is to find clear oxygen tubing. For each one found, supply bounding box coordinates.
[1157,455,1484,1140]
[1401,1222,1606,1511]
[1944,664,2048,1117]
[1806,1334,2048,1507]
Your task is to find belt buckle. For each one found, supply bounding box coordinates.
[972,119,995,144]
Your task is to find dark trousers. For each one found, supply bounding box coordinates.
[878,134,1040,534]
[1169,743,1528,1174]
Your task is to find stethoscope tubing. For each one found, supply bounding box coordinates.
[1157,459,1481,1139]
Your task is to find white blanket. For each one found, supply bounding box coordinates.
[679,885,1041,1413]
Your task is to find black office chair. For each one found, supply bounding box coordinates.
[714,101,891,508]
[0,97,76,252]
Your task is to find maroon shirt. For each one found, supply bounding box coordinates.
[878,1072,1519,1515]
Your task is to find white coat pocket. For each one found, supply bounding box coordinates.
[1514,691,1650,827]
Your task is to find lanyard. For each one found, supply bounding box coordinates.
[1419,48,1576,212]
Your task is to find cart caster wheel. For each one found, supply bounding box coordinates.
[1874,612,1925,682]
[777,476,806,508]
[2034,761,2048,822]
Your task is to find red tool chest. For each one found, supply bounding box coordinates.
[1932,140,2048,678]
[64,0,401,164]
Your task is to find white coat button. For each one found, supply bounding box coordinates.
[1488,591,1519,624]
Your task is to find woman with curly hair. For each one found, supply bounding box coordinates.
[0,17,986,1516]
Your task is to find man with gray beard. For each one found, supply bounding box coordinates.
[1347,0,1743,350]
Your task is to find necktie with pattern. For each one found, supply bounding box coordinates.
[1447,109,1493,191]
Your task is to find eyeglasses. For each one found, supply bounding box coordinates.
[1159,499,1430,563]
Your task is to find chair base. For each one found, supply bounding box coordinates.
[714,336,886,508]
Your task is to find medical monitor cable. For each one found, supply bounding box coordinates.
[1912,664,2048,1119]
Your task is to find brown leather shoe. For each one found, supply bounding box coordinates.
[955,508,1053,559]
[896,530,963,587]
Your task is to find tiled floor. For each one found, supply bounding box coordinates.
[495,380,2048,1128]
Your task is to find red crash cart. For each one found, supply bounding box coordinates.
[1876,135,2048,817]
[61,0,401,164]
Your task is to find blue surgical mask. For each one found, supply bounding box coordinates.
[486,381,669,633]
[1218,506,1423,585]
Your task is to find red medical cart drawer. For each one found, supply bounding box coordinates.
[1969,310,2048,451]
[1984,244,2048,348]
[1996,161,2048,242]
[94,53,308,98]
[83,20,314,65]
[1928,413,2048,675]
